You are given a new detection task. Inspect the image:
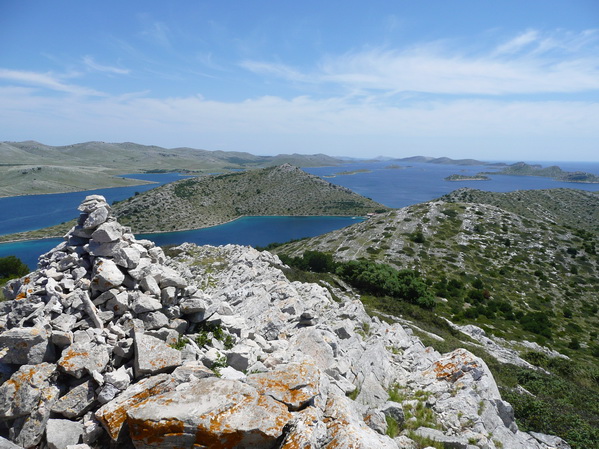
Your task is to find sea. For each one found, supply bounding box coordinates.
[1,161,598,270]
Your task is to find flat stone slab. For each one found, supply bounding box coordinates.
[126,377,292,449]
[95,374,177,441]
[57,342,110,379]
[133,332,182,378]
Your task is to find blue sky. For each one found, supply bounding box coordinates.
[1,1,598,161]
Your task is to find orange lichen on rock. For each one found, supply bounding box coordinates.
[58,348,90,371]
[96,374,177,441]
[129,418,186,444]
[424,348,480,382]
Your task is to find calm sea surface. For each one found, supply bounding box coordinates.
[1,162,598,270]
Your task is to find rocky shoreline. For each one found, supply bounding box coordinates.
[0,196,569,448]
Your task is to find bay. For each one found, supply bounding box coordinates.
[0,216,362,270]
[1,161,598,271]
[0,173,187,236]
[304,161,599,209]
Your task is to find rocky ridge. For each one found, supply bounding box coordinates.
[0,196,569,449]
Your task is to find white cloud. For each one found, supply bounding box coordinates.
[243,30,599,96]
[0,68,105,96]
[83,56,130,75]
[139,20,171,48]
[1,85,597,161]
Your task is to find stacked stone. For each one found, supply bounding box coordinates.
[0,196,572,449]
[0,195,205,448]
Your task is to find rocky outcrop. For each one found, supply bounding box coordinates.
[0,196,570,448]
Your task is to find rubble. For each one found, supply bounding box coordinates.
[0,195,570,448]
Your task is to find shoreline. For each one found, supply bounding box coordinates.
[0,214,367,245]
[0,177,157,199]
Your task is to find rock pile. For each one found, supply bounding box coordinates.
[0,196,570,449]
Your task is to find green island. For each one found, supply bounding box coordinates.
[481,161,599,183]
[0,164,387,242]
[444,174,490,181]
[323,169,373,178]
[0,141,343,197]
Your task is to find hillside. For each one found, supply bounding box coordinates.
[272,191,599,447]
[275,193,598,353]
[0,141,343,196]
[443,188,599,232]
[0,195,574,449]
[0,164,155,197]
[111,164,386,232]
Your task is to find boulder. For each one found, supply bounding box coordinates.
[126,377,293,449]
[95,374,178,441]
[45,419,84,449]
[133,332,182,378]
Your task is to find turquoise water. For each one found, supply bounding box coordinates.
[1,162,598,270]
[0,216,362,270]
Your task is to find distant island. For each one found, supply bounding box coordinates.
[0,141,343,197]
[323,169,372,178]
[445,174,490,181]
[0,164,387,242]
[481,162,599,184]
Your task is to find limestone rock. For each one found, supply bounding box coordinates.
[246,361,323,411]
[91,259,125,292]
[0,363,57,419]
[95,374,177,441]
[58,342,110,379]
[0,326,54,365]
[52,379,96,418]
[126,377,293,449]
[46,419,84,449]
[133,332,182,378]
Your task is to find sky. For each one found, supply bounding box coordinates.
[1,0,598,161]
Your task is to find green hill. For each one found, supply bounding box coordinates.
[0,141,343,197]
[271,188,599,448]
[274,189,599,356]
[443,188,599,232]
[113,164,387,233]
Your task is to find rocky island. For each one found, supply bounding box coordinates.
[0,196,572,448]
[0,164,386,243]
[481,162,599,183]
[444,174,490,181]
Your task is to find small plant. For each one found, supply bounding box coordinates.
[388,384,406,403]
[212,353,228,376]
[169,336,189,350]
[385,415,400,438]
[346,386,360,401]
[223,334,235,350]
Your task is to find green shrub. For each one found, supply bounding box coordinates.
[0,255,29,286]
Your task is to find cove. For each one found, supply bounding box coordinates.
[0,216,363,271]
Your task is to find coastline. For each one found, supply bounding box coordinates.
[0,214,367,245]
[0,177,157,199]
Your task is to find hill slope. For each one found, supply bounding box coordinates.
[0,141,343,196]
[443,188,599,232]
[275,191,599,355]
[112,164,387,232]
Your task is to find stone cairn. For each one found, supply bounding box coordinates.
[0,196,571,449]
